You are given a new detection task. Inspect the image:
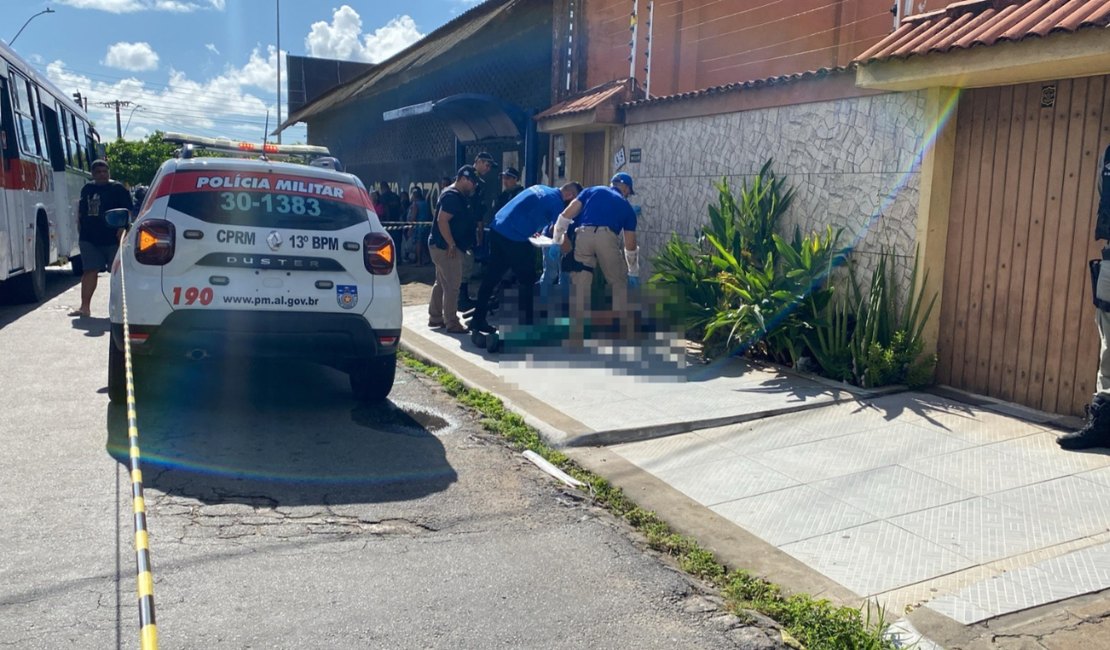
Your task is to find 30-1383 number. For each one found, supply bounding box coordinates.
[172,286,213,306]
[218,192,321,216]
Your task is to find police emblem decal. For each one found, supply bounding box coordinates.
[336,285,358,309]
[266,231,282,251]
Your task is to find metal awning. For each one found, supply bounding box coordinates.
[385,93,528,143]
[432,94,527,142]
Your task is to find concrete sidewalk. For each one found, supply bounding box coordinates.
[400,306,1110,648]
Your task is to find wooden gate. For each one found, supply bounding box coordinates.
[937,76,1110,416]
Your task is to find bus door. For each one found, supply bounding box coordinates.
[0,72,21,275]
[40,101,71,260]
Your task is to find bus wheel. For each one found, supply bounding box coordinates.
[12,229,48,304]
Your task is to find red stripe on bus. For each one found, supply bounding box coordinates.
[147,170,370,208]
[0,159,51,192]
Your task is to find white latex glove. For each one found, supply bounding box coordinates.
[624,247,640,276]
[552,215,574,246]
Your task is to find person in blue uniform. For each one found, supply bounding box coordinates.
[467,183,583,333]
[552,172,639,342]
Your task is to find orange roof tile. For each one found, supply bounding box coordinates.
[854,0,1110,64]
[535,79,631,120]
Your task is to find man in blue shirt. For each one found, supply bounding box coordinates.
[467,182,582,333]
[552,172,639,343]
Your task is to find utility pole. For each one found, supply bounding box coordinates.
[100,100,133,140]
[276,0,282,144]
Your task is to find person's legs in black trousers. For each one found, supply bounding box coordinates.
[470,232,512,332]
[505,240,537,325]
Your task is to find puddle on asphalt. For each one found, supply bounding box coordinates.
[351,401,452,437]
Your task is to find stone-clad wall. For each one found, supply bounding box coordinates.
[615,90,929,293]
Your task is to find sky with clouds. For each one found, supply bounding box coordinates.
[5,0,486,144]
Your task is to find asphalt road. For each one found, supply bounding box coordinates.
[0,268,753,649]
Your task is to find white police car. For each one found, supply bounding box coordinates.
[107,134,401,403]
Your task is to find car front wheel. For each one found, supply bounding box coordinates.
[349,354,396,403]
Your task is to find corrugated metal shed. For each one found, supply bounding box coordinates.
[855,0,1110,64]
[278,0,516,130]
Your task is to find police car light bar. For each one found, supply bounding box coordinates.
[162,132,330,158]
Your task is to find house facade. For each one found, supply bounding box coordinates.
[537,0,1110,417]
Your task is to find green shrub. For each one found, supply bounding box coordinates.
[807,249,938,388]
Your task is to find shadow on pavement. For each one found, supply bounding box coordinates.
[71,315,110,337]
[105,358,457,507]
[0,268,80,330]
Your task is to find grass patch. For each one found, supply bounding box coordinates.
[399,351,896,650]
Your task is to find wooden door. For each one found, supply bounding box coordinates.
[582,131,606,187]
[937,77,1110,416]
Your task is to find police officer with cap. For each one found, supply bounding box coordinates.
[1059,143,1110,450]
[552,172,639,343]
[494,166,524,214]
[459,151,498,310]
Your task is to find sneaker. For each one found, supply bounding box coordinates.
[428,319,446,328]
[457,296,477,311]
[444,323,468,334]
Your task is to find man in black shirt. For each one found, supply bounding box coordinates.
[428,166,480,333]
[72,159,133,317]
[493,166,524,213]
[378,181,403,222]
[459,152,497,310]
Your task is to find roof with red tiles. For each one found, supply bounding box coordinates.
[621,66,849,109]
[855,0,1110,64]
[534,78,632,120]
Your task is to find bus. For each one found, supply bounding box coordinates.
[0,39,100,303]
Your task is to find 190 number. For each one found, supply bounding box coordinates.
[172,286,213,306]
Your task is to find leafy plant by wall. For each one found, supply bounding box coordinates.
[649,161,938,389]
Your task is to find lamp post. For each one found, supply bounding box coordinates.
[123,104,143,139]
[10,8,55,47]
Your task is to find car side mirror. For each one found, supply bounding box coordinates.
[105,208,131,229]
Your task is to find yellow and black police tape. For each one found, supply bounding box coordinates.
[117,233,159,650]
[380,221,433,234]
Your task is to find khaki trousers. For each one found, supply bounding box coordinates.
[571,227,629,340]
[429,246,463,327]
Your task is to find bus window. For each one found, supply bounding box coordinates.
[68,113,84,169]
[10,72,42,158]
[59,107,73,167]
[40,102,66,172]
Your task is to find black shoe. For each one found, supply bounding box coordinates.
[1057,395,1110,450]
[468,319,496,334]
[457,296,476,311]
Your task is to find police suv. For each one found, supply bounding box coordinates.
[107,134,401,404]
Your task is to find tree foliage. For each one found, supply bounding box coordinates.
[104,132,177,188]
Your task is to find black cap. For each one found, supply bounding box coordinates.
[456,165,480,182]
[474,152,499,167]
[500,167,520,179]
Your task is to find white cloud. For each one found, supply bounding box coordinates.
[205,43,220,55]
[44,50,303,142]
[305,6,424,63]
[56,0,223,12]
[103,42,160,71]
